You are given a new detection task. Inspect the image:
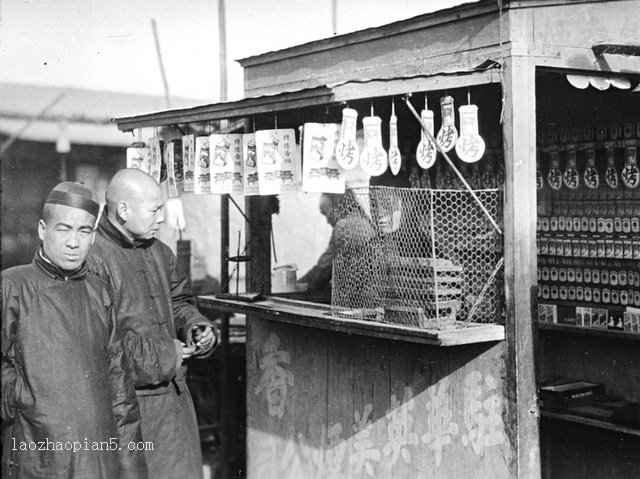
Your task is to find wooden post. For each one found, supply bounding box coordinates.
[218,194,231,477]
[245,196,273,294]
[501,15,542,478]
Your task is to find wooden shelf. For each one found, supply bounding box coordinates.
[538,322,640,340]
[539,138,637,152]
[198,295,504,346]
[541,409,640,437]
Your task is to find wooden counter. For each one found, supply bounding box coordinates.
[198,295,513,478]
[197,295,504,347]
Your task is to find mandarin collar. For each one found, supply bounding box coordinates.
[34,248,87,281]
[97,208,154,249]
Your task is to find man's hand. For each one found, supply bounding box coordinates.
[182,342,196,359]
[192,325,216,354]
[173,339,195,370]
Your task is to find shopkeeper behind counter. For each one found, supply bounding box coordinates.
[298,190,376,296]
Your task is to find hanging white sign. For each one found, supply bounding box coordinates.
[243,133,260,196]
[359,116,387,176]
[302,123,345,193]
[148,137,162,183]
[436,95,458,153]
[126,143,151,175]
[455,104,485,163]
[335,108,360,170]
[416,108,437,169]
[182,134,195,192]
[193,135,211,195]
[210,133,244,195]
[256,129,298,195]
[388,103,402,175]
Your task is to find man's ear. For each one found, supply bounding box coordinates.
[116,200,128,222]
[38,219,46,241]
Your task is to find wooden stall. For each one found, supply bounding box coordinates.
[114,1,640,477]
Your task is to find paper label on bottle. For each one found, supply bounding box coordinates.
[563,151,579,189]
[583,149,599,189]
[621,146,639,188]
[547,152,562,190]
[536,169,544,190]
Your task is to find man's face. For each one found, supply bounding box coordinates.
[319,195,336,227]
[123,188,165,240]
[38,205,95,271]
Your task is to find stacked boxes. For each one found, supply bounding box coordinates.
[538,302,640,333]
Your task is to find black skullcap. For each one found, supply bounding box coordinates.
[44,182,100,218]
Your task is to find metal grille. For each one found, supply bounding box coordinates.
[331,185,503,329]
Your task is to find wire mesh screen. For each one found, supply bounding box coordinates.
[331,186,503,329]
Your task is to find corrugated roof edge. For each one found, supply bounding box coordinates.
[113,66,502,132]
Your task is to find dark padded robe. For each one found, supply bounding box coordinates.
[87,213,217,479]
[1,251,147,479]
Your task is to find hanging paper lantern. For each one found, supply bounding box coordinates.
[455,104,486,163]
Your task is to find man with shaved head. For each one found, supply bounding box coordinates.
[88,168,218,479]
[2,182,147,478]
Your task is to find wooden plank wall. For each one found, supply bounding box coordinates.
[246,318,513,478]
[526,0,640,72]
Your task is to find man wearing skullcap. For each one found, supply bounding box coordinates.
[87,169,218,479]
[1,182,148,479]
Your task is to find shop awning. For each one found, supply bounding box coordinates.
[113,65,502,132]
